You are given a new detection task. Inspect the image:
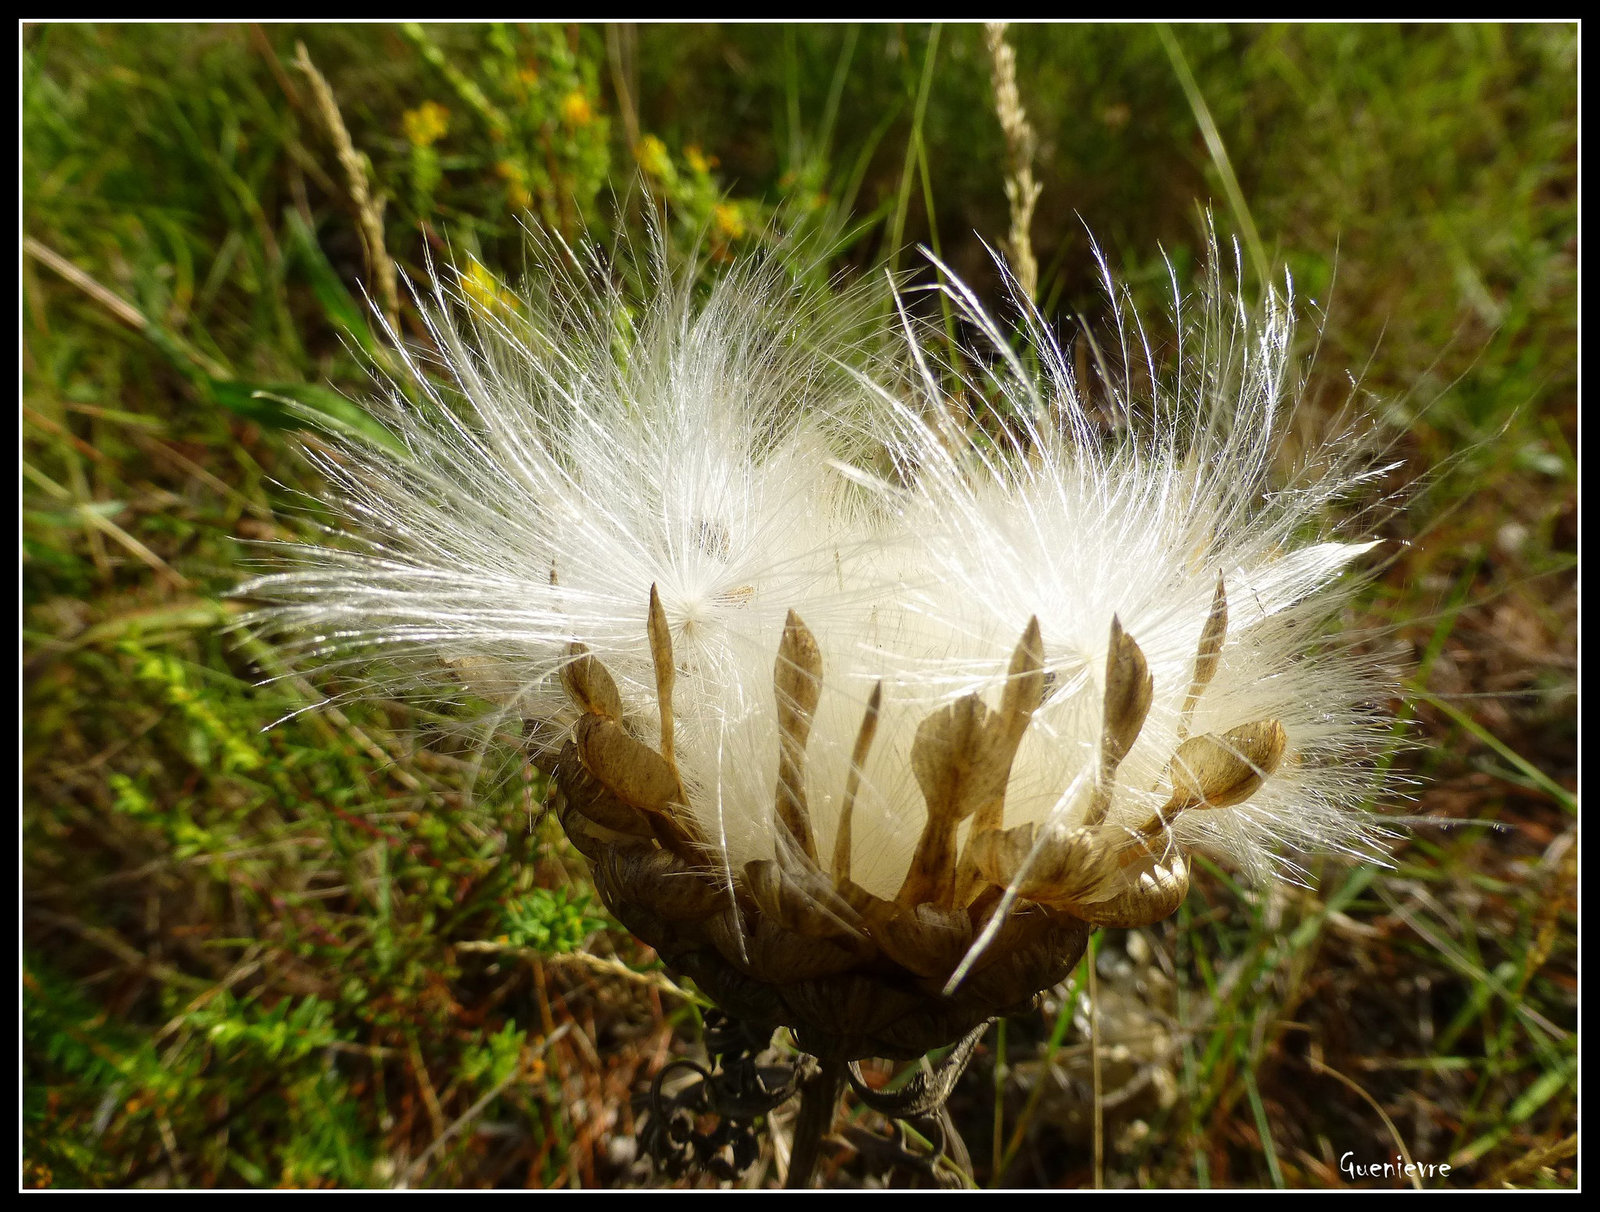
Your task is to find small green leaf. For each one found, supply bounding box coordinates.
[283,209,382,356]
[207,379,406,457]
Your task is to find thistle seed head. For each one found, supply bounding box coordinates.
[240,229,1403,1060]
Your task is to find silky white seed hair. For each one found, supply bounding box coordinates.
[238,227,1405,913]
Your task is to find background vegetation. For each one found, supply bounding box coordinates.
[22,22,1576,1189]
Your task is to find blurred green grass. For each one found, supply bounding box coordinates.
[23,22,1575,1189]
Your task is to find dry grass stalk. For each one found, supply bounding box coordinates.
[292,42,400,332]
[985,22,1042,303]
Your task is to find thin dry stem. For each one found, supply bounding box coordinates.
[985,22,1042,303]
[292,42,400,331]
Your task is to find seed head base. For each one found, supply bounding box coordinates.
[553,582,1283,1067]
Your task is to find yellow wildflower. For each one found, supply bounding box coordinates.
[560,89,593,127]
[461,259,517,320]
[713,201,748,241]
[401,100,450,148]
[685,144,715,175]
[635,134,672,180]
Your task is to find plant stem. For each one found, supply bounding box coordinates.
[785,1057,846,1189]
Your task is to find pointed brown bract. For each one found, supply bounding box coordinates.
[996,616,1047,750]
[773,610,824,861]
[601,845,723,921]
[899,618,1049,910]
[1165,718,1288,813]
[990,616,1046,804]
[898,694,993,907]
[968,820,1124,910]
[574,714,678,814]
[568,665,705,861]
[868,900,974,979]
[1071,851,1191,928]
[560,641,622,720]
[552,589,1293,1065]
[745,857,866,941]
[1083,616,1153,827]
[832,681,883,886]
[1177,573,1229,742]
[1126,717,1289,855]
[954,618,1046,904]
[647,585,677,767]
[1100,615,1154,777]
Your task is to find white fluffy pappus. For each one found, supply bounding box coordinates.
[850,246,1404,901]
[239,230,1405,959]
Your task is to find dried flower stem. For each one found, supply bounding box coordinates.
[785,1057,847,1189]
[985,22,1042,303]
[292,42,400,332]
